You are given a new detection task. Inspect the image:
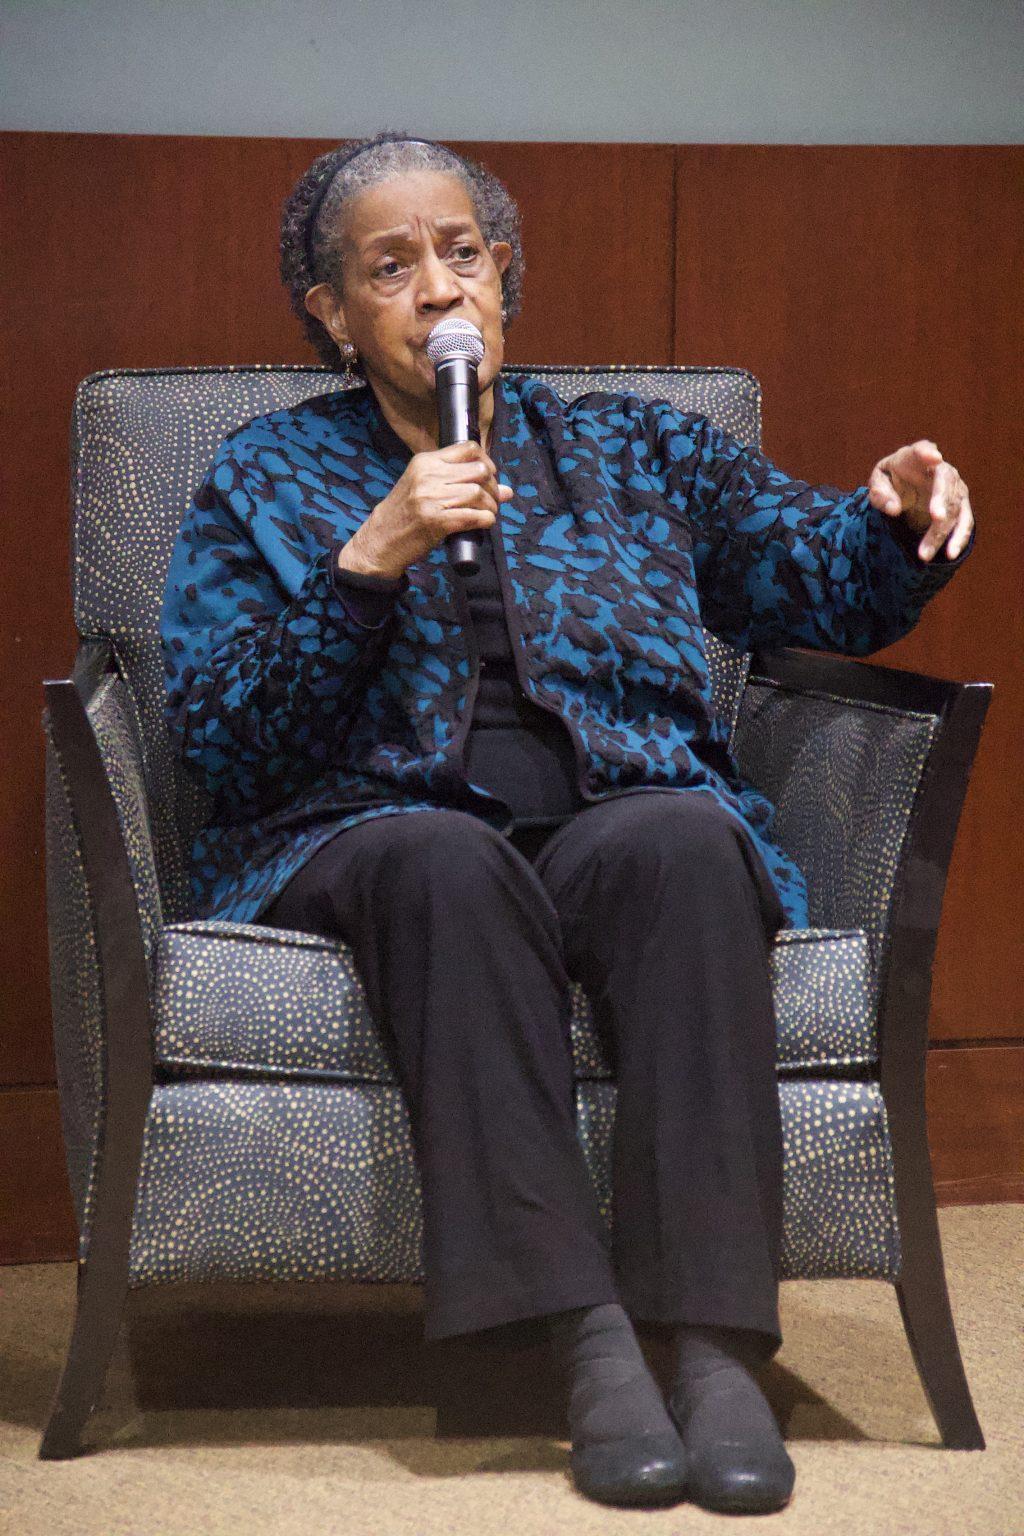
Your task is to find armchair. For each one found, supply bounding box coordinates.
[40,364,989,1458]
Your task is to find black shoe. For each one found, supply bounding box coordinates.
[546,1302,689,1508]
[569,1427,689,1508]
[667,1388,794,1514]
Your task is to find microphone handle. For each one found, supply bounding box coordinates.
[436,356,483,577]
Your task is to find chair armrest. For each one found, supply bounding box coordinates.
[733,646,991,1007]
[70,638,164,958]
[43,638,158,1242]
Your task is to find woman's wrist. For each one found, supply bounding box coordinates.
[329,536,409,630]
[334,532,406,583]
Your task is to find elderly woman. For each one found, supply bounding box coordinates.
[160,132,974,1514]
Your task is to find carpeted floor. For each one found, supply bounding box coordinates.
[1,1204,1021,1535]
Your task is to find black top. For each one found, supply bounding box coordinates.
[332,528,583,827]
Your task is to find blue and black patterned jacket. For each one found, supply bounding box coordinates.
[160,372,972,928]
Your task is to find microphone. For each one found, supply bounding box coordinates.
[425,317,487,577]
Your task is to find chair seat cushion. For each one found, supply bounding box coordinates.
[153,920,877,1085]
[126,1075,900,1286]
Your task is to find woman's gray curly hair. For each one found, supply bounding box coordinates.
[280,131,525,371]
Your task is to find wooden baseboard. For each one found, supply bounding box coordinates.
[926,1044,1024,1197]
[0,1086,77,1262]
[936,1175,1024,1205]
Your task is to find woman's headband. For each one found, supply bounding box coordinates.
[303,137,442,275]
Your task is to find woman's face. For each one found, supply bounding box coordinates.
[306,169,512,409]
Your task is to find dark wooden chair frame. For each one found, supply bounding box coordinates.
[39,632,991,1461]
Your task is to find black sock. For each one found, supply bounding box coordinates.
[545,1302,679,1447]
[669,1323,790,1463]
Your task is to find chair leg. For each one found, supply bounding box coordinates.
[894,1237,985,1450]
[886,1089,985,1450]
[42,677,158,1456]
[39,1250,132,1459]
[39,1064,152,1458]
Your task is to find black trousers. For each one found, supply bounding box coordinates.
[258,790,787,1357]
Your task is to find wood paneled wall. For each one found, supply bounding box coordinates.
[1,134,1020,1263]
[674,145,1023,1046]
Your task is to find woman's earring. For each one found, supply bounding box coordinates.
[500,305,509,325]
[340,341,358,382]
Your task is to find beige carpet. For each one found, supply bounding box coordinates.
[1,1204,1021,1535]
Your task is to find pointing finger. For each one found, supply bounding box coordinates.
[915,439,943,470]
[928,461,956,525]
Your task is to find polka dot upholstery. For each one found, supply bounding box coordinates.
[153,917,877,1083]
[86,670,164,970]
[48,364,938,1289]
[124,1077,899,1287]
[570,926,877,1079]
[733,681,937,969]
[577,1080,901,1282]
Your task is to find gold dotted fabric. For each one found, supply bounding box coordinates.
[153,917,876,1083]
[87,671,164,969]
[123,1077,899,1287]
[574,1081,900,1282]
[733,682,937,970]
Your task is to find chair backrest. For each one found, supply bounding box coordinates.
[71,364,759,921]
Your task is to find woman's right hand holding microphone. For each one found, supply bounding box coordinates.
[336,441,514,581]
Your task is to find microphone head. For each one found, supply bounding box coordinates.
[425,317,485,368]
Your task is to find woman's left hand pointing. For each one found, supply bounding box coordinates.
[866,440,974,562]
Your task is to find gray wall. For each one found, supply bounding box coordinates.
[2,0,1021,142]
